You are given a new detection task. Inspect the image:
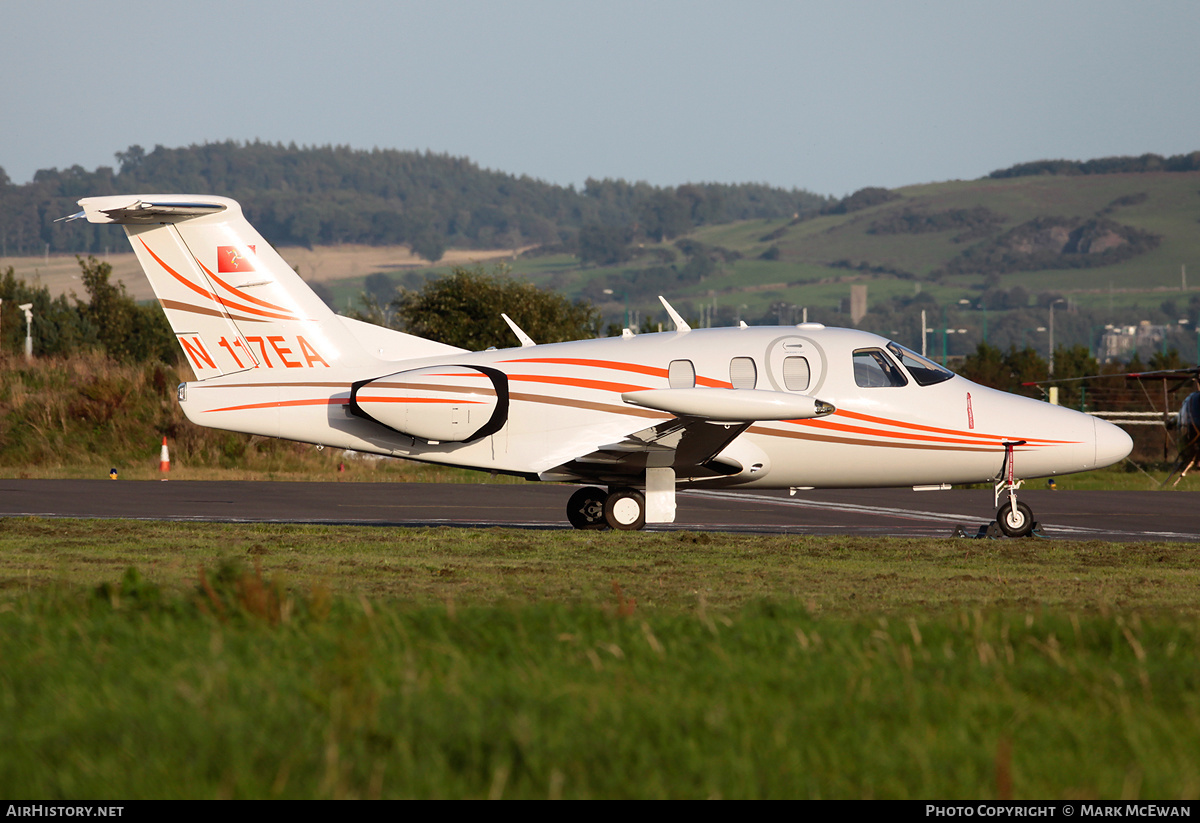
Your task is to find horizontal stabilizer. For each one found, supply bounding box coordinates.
[67,196,227,224]
[622,388,834,422]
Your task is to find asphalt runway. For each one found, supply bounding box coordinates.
[1,480,1197,542]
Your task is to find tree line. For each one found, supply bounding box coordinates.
[0,142,828,261]
[989,151,1200,179]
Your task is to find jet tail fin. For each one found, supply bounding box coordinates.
[73,194,460,380]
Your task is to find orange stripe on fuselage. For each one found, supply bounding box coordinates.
[499,357,731,388]
[828,409,1078,446]
[203,397,349,413]
[355,396,485,404]
[787,417,1024,448]
[507,374,650,393]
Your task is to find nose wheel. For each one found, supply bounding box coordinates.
[566,486,648,531]
[993,440,1038,538]
[996,499,1035,538]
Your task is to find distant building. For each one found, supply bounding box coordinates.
[1098,321,1168,362]
[850,285,868,325]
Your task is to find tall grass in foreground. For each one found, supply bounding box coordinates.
[2,563,1198,799]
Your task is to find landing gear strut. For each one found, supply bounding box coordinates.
[566,486,648,531]
[994,440,1036,538]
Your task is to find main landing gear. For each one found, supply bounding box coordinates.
[566,486,647,531]
[994,440,1038,538]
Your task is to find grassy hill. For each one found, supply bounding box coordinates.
[473,170,1200,357]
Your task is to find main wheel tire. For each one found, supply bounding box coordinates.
[996,500,1035,538]
[604,488,647,531]
[567,486,608,530]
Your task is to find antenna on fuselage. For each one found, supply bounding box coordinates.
[501,313,536,347]
[658,296,691,332]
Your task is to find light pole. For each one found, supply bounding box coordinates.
[1048,298,1066,376]
[938,302,971,365]
[943,328,967,364]
[18,302,33,361]
[941,304,948,365]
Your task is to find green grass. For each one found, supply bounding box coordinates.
[2,520,1200,798]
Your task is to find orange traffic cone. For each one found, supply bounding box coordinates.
[159,437,170,473]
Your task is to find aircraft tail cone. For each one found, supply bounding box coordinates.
[159,437,170,473]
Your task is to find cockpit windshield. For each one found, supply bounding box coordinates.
[886,342,955,387]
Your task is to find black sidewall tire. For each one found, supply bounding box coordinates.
[567,487,608,530]
[996,501,1034,538]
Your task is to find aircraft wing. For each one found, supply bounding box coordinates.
[539,387,834,483]
[538,416,752,483]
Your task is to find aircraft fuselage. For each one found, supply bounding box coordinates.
[179,324,1130,491]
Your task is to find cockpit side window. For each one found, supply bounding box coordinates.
[853,348,908,388]
[886,342,955,387]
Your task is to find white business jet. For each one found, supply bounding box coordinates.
[64,195,1132,535]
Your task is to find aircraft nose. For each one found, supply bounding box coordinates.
[1094,417,1133,468]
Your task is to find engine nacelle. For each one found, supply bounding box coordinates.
[351,365,508,443]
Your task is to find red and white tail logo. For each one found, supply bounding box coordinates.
[217,245,256,273]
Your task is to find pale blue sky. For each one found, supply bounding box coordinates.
[2,0,1198,196]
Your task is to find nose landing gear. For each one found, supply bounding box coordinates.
[994,441,1038,538]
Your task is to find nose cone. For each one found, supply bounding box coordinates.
[1094,418,1133,468]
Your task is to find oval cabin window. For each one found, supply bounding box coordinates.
[783,356,810,391]
[729,357,757,389]
[668,359,696,389]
